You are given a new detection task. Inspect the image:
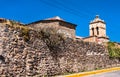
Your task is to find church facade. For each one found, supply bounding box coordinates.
[83,15,109,44]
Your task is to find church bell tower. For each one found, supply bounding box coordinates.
[83,15,109,43]
[89,15,107,38]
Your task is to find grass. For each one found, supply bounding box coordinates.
[6,20,32,42]
[107,42,120,58]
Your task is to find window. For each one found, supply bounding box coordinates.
[96,27,99,35]
[92,28,94,36]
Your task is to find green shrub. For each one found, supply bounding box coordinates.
[107,42,120,58]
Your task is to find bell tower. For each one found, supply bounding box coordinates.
[89,15,106,37]
[83,15,109,43]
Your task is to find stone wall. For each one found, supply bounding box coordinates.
[0,23,119,77]
[83,36,97,42]
[83,36,109,44]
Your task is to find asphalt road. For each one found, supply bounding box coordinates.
[84,71,120,77]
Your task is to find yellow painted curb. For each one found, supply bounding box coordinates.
[56,67,120,77]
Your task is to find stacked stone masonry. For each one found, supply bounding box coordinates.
[0,23,119,77]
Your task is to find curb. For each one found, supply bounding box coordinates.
[56,67,120,77]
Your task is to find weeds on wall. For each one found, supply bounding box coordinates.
[107,42,120,58]
[9,20,31,42]
[37,27,66,60]
[38,27,65,49]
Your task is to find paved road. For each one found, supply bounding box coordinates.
[84,71,120,77]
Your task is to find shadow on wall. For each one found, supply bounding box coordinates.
[0,55,5,63]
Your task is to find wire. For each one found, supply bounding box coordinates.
[39,0,113,38]
[40,0,91,19]
[53,0,94,18]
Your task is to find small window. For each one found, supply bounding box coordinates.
[96,27,99,35]
[92,28,94,36]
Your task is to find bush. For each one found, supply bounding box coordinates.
[38,28,65,49]
[36,27,66,60]
[107,42,120,58]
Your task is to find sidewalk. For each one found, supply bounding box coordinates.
[56,67,120,77]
